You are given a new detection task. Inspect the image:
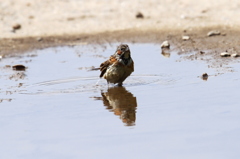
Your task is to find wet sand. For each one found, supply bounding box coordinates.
[1,0,240,59]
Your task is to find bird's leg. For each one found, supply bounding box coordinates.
[96,78,100,85]
[117,82,123,87]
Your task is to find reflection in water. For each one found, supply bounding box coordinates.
[101,87,137,126]
[161,48,171,58]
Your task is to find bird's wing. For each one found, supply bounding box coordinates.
[99,55,118,78]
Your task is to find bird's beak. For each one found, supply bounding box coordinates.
[117,50,122,55]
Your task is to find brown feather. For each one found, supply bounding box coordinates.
[100,68,107,77]
[99,60,110,77]
[99,55,118,78]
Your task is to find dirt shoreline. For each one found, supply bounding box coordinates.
[1,26,240,56]
[2,0,240,55]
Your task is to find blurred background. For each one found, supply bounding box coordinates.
[1,0,240,38]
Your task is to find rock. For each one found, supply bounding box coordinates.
[36,37,43,42]
[199,51,205,54]
[29,15,34,19]
[18,83,23,87]
[180,14,187,19]
[202,73,208,80]
[201,9,208,13]
[161,41,170,49]
[12,24,21,30]
[12,64,26,71]
[207,30,221,36]
[231,53,240,57]
[136,12,144,18]
[220,52,231,57]
[182,36,190,40]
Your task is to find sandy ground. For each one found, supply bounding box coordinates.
[1,0,240,54]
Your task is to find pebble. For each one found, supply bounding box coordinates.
[12,24,21,30]
[182,36,190,40]
[207,30,221,36]
[18,83,23,87]
[201,9,208,13]
[180,14,187,19]
[12,64,26,71]
[231,53,240,57]
[36,37,43,42]
[29,15,34,19]
[199,51,205,54]
[136,12,144,19]
[202,73,208,80]
[220,52,231,57]
[161,41,170,49]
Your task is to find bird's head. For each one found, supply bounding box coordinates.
[116,44,131,59]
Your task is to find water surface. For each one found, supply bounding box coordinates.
[0,44,239,159]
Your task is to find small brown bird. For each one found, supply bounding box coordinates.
[99,44,134,86]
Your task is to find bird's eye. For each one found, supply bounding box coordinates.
[121,48,125,51]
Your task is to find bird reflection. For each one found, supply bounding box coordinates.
[161,48,171,58]
[100,86,137,126]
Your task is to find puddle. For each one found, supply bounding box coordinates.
[0,43,240,158]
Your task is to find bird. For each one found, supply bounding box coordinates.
[98,44,134,86]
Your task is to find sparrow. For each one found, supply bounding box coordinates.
[99,44,134,86]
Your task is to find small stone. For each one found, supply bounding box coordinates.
[29,15,34,19]
[18,83,23,87]
[36,37,43,42]
[199,51,205,54]
[161,41,170,49]
[231,53,240,57]
[12,65,26,71]
[12,24,21,30]
[220,52,231,57]
[182,36,190,40]
[136,12,144,18]
[202,73,208,80]
[180,14,187,19]
[207,30,221,36]
[26,3,31,7]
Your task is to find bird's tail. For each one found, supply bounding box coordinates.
[89,67,100,71]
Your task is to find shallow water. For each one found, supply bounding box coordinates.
[0,43,240,159]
